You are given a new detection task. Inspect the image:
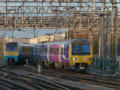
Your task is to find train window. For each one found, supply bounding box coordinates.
[19,47,22,55]
[30,47,32,56]
[54,48,58,55]
[38,46,40,53]
[41,46,44,54]
[40,46,42,53]
[6,43,17,51]
[50,48,53,54]
[50,48,54,54]
[35,47,37,55]
[43,45,47,54]
[33,47,36,56]
[50,47,59,55]
[22,46,30,55]
[31,47,34,55]
[37,46,39,54]
[72,44,90,55]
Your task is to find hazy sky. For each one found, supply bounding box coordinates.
[0,28,66,38]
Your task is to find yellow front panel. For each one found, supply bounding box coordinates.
[5,52,18,56]
[69,43,93,66]
[70,55,93,66]
[4,47,19,56]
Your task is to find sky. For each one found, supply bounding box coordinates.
[0,28,66,38]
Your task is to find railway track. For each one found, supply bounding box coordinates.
[0,67,43,90]
[6,65,119,89]
[0,65,81,90]
[41,68,120,89]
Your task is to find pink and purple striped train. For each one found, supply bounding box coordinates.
[31,38,93,72]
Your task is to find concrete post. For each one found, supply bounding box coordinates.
[37,62,43,74]
[37,64,40,74]
[25,59,29,66]
[115,34,118,60]
[107,14,111,69]
[101,14,105,70]
[98,32,101,58]
[5,0,7,29]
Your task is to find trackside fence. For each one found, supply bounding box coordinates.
[92,55,119,74]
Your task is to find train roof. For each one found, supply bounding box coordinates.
[41,38,89,45]
[6,42,17,44]
[6,39,89,46]
[19,43,34,47]
[6,42,33,46]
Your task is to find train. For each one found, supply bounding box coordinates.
[4,38,93,72]
[4,42,33,65]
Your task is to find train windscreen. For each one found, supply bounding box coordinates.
[6,42,17,51]
[72,44,90,55]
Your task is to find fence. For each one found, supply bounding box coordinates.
[92,55,119,74]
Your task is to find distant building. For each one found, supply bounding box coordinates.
[0,33,65,44]
[54,33,66,41]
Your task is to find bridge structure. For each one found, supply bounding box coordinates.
[0,0,119,29]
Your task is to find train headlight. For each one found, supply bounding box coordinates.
[86,58,91,61]
[72,58,77,61]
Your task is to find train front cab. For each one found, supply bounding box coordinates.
[4,42,19,64]
[69,42,93,72]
